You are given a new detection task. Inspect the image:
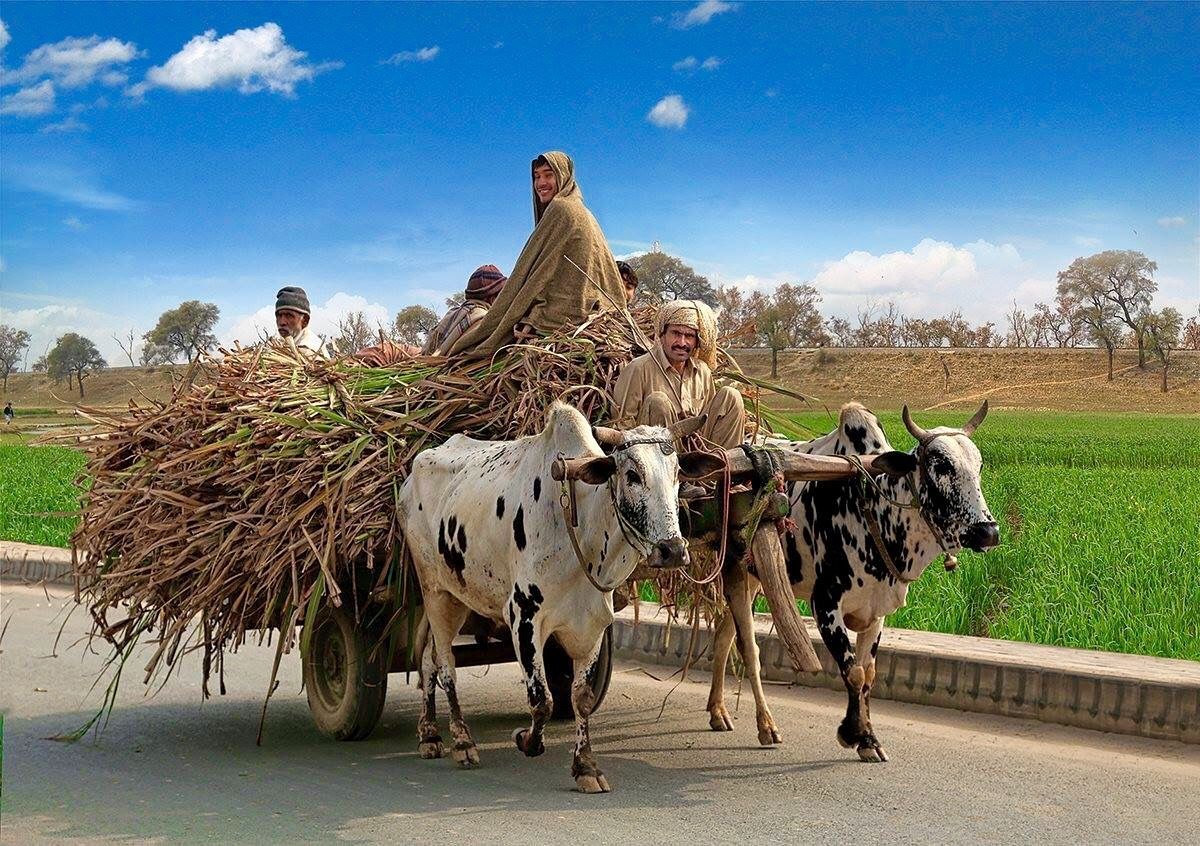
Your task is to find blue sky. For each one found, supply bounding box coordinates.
[2,1,1197,363]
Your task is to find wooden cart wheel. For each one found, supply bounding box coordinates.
[546,625,614,720]
[302,605,388,741]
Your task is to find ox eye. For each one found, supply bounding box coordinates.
[626,469,642,486]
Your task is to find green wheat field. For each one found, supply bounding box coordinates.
[2,411,1197,660]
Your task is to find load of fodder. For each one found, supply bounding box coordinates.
[70,305,793,712]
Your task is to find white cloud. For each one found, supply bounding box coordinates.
[811,237,1017,297]
[0,80,55,115]
[1073,235,1103,249]
[41,115,88,133]
[4,161,137,211]
[382,45,440,64]
[0,19,11,52]
[5,35,140,88]
[673,55,721,72]
[765,88,778,98]
[1157,216,1187,229]
[223,291,391,348]
[647,94,689,129]
[63,216,87,231]
[129,22,339,98]
[674,0,737,29]
[0,302,134,369]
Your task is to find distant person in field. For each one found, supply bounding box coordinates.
[444,151,626,360]
[3,402,13,425]
[423,265,508,355]
[612,299,745,450]
[617,260,638,305]
[274,286,327,358]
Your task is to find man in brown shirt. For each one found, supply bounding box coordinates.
[612,299,745,449]
[423,265,508,355]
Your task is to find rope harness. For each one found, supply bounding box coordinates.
[840,440,959,583]
[558,435,681,593]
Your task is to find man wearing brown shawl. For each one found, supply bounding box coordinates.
[612,299,745,449]
[446,152,626,359]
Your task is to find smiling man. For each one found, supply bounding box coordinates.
[274,286,327,358]
[612,299,745,449]
[446,151,626,359]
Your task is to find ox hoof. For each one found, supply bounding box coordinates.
[512,727,545,758]
[452,743,481,769]
[709,708,734,732]
[418,739,444,759]
[857,741,889,763]
[757,725,783,746]
[575,774,612,794]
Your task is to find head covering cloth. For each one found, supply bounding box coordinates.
[655,299,719,369]
[465,265,508,300]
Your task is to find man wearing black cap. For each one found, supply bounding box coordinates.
[423,265,508,355]
[275,286,327,357]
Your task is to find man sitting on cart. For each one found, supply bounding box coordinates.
[612,299,745,449]
[422,264,508,355]
[444,151,627,360]
[274,286,328,358]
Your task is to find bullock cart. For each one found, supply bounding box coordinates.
[302,445,903,741]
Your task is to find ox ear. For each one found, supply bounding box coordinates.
[574,455,617,486]
[871,450,917,478]
[678,451,727,480]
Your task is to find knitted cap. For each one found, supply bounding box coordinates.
[275,286,311,315]
[465,265,507,300]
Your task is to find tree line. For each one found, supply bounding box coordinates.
[625,248,1197,391]
[1,248,1196,397]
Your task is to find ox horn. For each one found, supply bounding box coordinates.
[961,399,989,436]
[901,405,933,444]
[591,425,625,448]
[668,414,708,441]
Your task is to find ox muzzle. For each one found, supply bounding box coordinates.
[645,536,689,570]
[961,521,1000,553]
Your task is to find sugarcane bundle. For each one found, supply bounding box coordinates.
[71,305,783,698]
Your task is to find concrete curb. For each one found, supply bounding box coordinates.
[4,544,1196,744]
[613,604,1199,745]
[0,541,74,585]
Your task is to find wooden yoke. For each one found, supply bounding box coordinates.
[719,449,896,483]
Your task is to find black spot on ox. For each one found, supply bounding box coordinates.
[437,516,467,583]
[496,495,505,519]
[513,505,527,551]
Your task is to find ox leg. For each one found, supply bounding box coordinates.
[508,587,551,758]
[726,569,782,746]
[812,589,886,763]
[425,591,479,768]
[854,619,888,762]
[570,637,611,794]
[706,610,738,732]
[414,617,444,759]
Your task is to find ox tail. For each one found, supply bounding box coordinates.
[751,526,822,674]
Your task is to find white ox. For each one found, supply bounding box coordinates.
[706,401,999,762]
[398,402,722,792]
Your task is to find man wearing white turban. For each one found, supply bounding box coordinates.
[612,299,745,449]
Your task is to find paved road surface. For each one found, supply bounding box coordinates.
[2,583,1197,844]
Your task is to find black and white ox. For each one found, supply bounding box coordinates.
[706,401,1000,762]
[398,402,723,793]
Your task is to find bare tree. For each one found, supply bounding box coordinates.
[332,311,377,357]
[826,316,853,347]
[1006,302,1031,347]
[112,329,138,367]
[713,285,748,339]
